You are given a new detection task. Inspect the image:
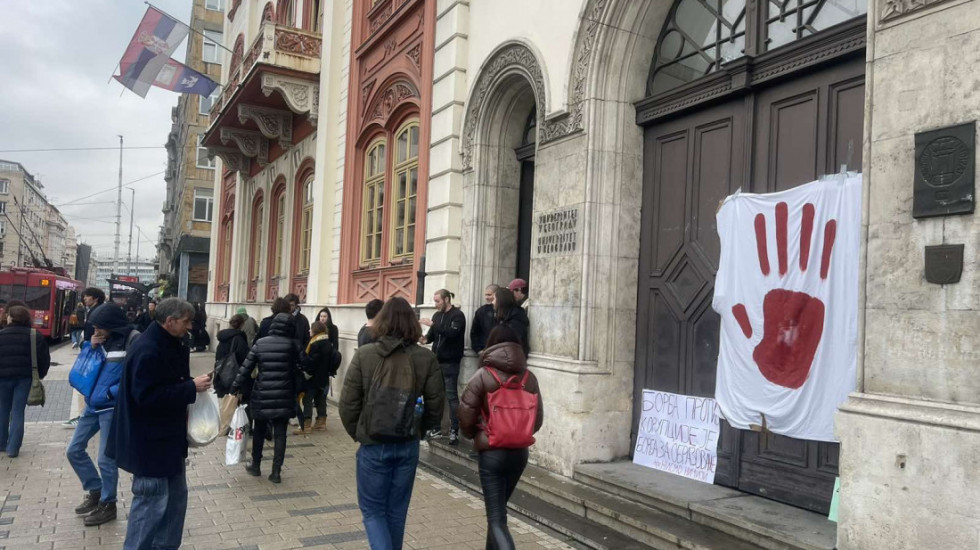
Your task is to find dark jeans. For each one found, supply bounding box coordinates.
[478,448,529,550]
[302,380,328,420]
[0,377,31,456]
[440,362,460,432]
[252,417,288,468]
[356,441,420,550]
[123,467,187,550]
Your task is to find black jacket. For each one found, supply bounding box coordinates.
[231,314,300,420]
[83,303,104,342]
[108,321,197,478]
[215,328,249,366]
[499,307,530,356]
[258,313,307,344]
[470,303,496,353]
[302,336,341,388]
[293,311,311,349]
[357,324,374,348]
[0,325,50,380]
[135,310,155,333]
[425,306,466,364]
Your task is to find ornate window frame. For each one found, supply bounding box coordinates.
[360,138,387,266]
[389,120,419,261]
[248,192,264,283]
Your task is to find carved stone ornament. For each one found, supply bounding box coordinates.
[881,0,957,22]
[367,81,419,124]
[238,104,294,148]
[261,73,319,123]
[461,43,549,171]
[219,128,270,166]
[207,146,251,173]
[406,43,422,71]
[274,28,322,58]
[369,3,393,33]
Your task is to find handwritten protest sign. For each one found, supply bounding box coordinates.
[633,390,721,484]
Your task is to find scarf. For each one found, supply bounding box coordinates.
[306,332,328,354]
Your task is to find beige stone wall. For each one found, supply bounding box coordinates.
[837,0,980,548]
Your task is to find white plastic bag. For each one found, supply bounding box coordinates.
[225,405,248,466]
[187,389,221,447]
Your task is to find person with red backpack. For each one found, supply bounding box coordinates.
[459,325,544,550]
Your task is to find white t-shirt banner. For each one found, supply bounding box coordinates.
[712,175,862,442]
[633,390,721,484]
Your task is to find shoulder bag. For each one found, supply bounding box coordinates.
[27,328,46,407]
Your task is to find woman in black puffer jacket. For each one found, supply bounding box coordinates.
[0,306,50,457]
[230,313,300,483]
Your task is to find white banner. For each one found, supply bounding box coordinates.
[712,176,861,442]
[633,390,721,484]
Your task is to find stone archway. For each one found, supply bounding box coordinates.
[459,42,545,315]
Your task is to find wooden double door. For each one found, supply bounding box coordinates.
[634,56,864,513]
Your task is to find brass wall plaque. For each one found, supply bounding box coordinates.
[924,244,964,285]
[913,122,975,218]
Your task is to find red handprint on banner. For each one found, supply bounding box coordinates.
[730,202,837,389]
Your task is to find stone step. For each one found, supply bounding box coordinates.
[418,447,653,550]
[423,439,770,550]
[574,462,837,550]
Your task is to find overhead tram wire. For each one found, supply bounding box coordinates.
[54,170,166,207]
[0,144,203,153]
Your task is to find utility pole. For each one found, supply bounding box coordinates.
[127,187,135,276]
[114,135,123,276]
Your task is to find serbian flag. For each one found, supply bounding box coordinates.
[113,6,189,97]
[153,59,219,96]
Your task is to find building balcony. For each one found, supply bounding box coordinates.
[202,23,321,174]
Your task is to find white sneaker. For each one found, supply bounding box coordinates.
[63,416,80,429]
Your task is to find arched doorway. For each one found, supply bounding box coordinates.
[633,0,867,513]
[461,43,543,305]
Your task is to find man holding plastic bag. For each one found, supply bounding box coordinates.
[65,304,139,527]
[107,298,211,550]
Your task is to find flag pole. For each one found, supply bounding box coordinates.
[144,1,237,55]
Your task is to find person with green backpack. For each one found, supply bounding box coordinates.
[340,296,446,550]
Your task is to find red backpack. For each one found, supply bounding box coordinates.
[483,367,538,449]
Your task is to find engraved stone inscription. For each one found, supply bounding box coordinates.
[924,244,964,285]
[913,122,975,218]
[536,207,579,255]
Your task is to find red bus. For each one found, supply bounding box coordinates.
[0,267,82,339]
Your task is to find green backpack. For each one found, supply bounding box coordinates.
[365,345,417,442]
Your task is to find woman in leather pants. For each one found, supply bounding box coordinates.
[459,325,544,550]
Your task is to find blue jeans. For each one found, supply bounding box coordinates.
[123,467,187,550]
[70,329,83,346]
[0,377,31,456]
[356,441,420,550]
[66,411,118,502]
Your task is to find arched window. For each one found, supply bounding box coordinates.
[269,184,286,278]
[276,0,294,26]
[230,34,245,70]
[249,195,264,280]
[390,121,419,259]
[361,139,386,264]
[298,176,314,273]
[648,0,866,95]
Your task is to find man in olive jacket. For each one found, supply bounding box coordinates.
[338,297,445,550]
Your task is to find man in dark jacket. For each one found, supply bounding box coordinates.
[470,284,499,354]
[230,313,300,483]
[420,289,466,444]
[66,304,138,527]
[134,301,156,333]
[257,297,291,340]
[107,298,211,550]
[80,287,106,343]
[284,293,310,349]
[357,299,384,348]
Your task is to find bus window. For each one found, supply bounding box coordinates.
[24,286,51,310]
[0,284,26,304]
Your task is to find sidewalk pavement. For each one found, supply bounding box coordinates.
[0,345,577,550]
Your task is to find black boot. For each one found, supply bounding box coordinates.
[245,460,261,476]
[268,465,281,484]
[74,490,101,515]
[83,502,116,526]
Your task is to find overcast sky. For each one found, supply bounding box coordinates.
[0,0,197,264]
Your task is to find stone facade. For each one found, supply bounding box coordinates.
[159,0,225,302]
[0,160,77,273]
[835,0,980,548]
